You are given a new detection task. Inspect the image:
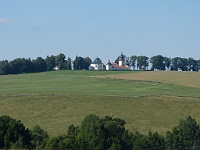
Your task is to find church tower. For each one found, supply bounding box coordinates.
[106,60,112,70]
[118,52,125,66]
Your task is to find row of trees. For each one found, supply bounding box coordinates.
[150,55,200,71]
[1,114,200,149]
[0,54,93,75]
[0,53,200,75]
[0,53,71,75]
[129,55,200,71]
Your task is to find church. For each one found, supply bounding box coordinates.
[89,57,104,70]
[89,53,130,71]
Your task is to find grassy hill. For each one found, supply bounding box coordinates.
[0,70,199,136]
[0,70,199,97]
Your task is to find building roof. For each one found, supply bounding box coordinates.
[54,66,60,69]
[118,53,125,61]
[111,62,128,69]
[92,58,103,64]
[106,60,112,65]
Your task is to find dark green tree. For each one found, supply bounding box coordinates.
[166,116,200,149]
[78,114,105,149]
[0,115,32,149]
[188,57,195,71]
[137,56,149,70]
[9,58,34,74]
[56,53,66,70]
[45,135,79,150]
[130,55,137,69]
[30,124,49,149]
[83,57,92,70]
[24,58,34,73]
[150,55,165,70]
[131,131,165,149]
[197,59,200,71]
[45,135,68,150]
[171,57,180,71]
[147,131,165,149]
[45,55,56,71]
[102,116,132,150]
[0,60,10,75]
[67,124,79,136]
[164,57,171,70]
[73,56,84,70]
[188,57,199,71]
[192,60,199,71]
[178,58,188,71]
[75,114,133,150]
[9,58,23,74]
[44,125,79,150]
[33,57,47,72]
[66,57,72,70]
[131,132,149,149]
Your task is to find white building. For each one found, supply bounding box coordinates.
[53,66,60,70]
[89,57,104,70]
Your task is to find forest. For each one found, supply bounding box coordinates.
[0,53,200,75]
[1,114,200,150]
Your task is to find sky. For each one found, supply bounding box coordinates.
[0,0,200,63]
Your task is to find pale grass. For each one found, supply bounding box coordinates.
[99,71,200,88]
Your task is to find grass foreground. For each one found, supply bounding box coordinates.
[0,70,200,136]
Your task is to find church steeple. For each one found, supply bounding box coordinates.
[118,52,125,66]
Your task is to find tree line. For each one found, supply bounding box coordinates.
[0,53,200,75]
[128,55,200,71]
[0,53,94,75]
[1,114,200,149]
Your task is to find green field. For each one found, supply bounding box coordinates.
[0,70,200,136]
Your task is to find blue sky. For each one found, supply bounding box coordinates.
[0,0,200,63]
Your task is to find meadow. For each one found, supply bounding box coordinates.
[100,71,200,88]
[0,70,199,136]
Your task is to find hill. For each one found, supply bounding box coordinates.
[0,70,199,136]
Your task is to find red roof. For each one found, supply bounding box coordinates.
[54,66,59,68]
[111,62,128,69]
